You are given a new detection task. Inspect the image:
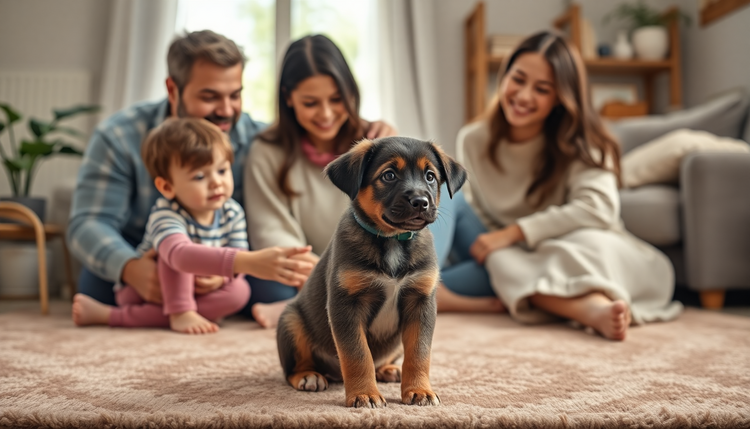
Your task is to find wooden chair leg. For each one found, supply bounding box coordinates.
[35,226,49,315]
[700,290,725,310]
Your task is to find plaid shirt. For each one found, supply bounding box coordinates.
[67,99,264,283]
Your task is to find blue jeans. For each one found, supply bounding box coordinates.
[432,189,495,297]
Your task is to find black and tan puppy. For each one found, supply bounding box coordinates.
[276,136,466,408]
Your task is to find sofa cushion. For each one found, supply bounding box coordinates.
[620,185,681,246]
[607,88,750,154]
[621,129,750,188]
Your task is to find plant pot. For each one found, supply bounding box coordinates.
[632,26,669,60]
[0,196,47,223]
[0,242,53,298]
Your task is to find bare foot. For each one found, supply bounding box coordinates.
[169,310,219,334]
[588,300,630,341]
[72,293,112,326]
[436,284,505,313]
[251,300,289,329]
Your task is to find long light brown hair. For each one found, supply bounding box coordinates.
[258,34,366,197]
[485,31,621,207]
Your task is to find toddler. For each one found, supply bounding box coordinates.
[73,118,312,333]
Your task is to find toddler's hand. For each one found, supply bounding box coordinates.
[195,275,226,294]
[243,246,314,287]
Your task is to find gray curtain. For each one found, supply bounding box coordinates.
[378,0,439,141]
[99,0,178,119]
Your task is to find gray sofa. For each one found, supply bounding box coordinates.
[609,89,750,309]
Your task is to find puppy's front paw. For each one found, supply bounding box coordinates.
[288,371,328,392]
[347,392,387,408]
[402,389,440,406]
[375,364,401,382]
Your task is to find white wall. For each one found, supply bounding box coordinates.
[0,0,111,98]
[683,5,750,106]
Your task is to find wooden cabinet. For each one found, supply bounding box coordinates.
[464,2,683,121]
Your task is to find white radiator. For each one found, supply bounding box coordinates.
[0,70,93,202]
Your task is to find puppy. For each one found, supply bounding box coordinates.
[276,136,467,408]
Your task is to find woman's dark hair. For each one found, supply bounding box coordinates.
[258,34,366,197]
[485,31,621,207]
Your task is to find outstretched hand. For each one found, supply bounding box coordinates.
[237,246,314,288]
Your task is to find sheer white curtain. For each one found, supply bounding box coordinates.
[377,0,440,141]
[98,0,179,119]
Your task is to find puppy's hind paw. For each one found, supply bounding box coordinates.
[375,364,401,383]
[288,371,328,392]
[402,389,440,406]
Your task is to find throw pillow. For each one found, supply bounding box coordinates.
[621,128,750,188]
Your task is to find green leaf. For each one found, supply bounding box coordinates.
[56,145,84,156]
[0,103,22,124]
[20,140,54,157]
[29,119,53,138]
[0,122,5,134]
[4,157,33,172]
[53,105,100,121]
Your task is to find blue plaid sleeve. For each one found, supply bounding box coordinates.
[67,126,141,282]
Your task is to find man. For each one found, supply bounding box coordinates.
[68,30,392,312]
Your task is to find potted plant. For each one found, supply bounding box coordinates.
[0,103,99,221]
[604,1,691,60]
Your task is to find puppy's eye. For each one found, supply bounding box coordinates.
[425,171,436,183]
[382,171,396,182]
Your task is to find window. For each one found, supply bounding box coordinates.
[175,0,379,124]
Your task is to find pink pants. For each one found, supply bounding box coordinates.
[109,234,251,328]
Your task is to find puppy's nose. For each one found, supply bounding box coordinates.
[410,196,429,212]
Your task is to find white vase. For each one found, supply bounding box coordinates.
[612,31,633,60]
[632,26,669,60]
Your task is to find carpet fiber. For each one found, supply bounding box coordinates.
[1,306,749,428]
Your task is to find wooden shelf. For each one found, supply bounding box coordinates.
[464,2,684,121]
[584,58,673,74]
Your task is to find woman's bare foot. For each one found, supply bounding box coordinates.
[169,310,219,334]
[251,300,289,329]
[587,299,630,341]
[436,284,505,313]
[72,293,112,326]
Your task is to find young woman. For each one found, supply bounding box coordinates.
[457,31,682,340]
[244,34,503,327]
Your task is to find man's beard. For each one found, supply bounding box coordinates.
[176,97,239,133]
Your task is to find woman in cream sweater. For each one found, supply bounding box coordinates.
[244,35,503,327]
[457,31,682,340]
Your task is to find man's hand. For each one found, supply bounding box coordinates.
[470,224,525,265]
[194,275,226,295]
[366,120,397,139]
[121,249,162,303]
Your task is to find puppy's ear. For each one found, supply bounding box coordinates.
[325,139,375,200]
[429,142,467,199]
